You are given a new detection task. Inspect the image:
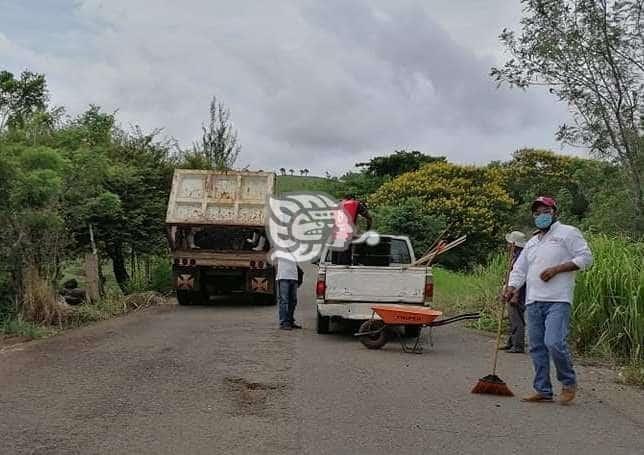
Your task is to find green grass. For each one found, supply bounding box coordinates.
[1,315,54,339]
[435,234,644,384]
[276,175,335,194]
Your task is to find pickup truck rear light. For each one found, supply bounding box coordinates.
[424,282,434,302]
[316,280,326,299]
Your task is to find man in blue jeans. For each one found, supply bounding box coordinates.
[275,254,302,330]
[504,196,593,404]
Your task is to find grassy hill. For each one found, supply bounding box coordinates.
[276,175,336,194]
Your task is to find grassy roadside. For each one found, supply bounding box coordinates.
[1,291,166,344]
[432,235,644,386]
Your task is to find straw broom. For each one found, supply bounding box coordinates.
[471,243,516,396]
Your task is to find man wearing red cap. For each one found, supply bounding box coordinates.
[504,196,593,404]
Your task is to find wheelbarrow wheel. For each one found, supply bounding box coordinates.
[358,320,388,349]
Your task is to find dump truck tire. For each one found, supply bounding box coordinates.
[358,320,387,349]
[177,290,201,305]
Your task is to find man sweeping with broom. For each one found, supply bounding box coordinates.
[503,196,593,404]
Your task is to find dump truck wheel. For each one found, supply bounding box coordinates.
[177,290,201,305]
[254,294,276,305]
[405,325,421,338]
[316,311,330,334]
[358,320,387,349]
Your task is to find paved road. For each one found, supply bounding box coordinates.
[2,268,643,454]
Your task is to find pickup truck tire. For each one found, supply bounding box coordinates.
[405,325,422,338]
[358,320,387,349]
[316,311,330,334]
[176,290,202,305]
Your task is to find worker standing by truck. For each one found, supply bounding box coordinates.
[332,194,373,265]
[275,252,303,330]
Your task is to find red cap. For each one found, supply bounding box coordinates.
[531,196,557,211]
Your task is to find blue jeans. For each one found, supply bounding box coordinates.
[278,280,298,326]
[526,302,576,397]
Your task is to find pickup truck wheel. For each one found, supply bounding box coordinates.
[358,320,387,349]
[316,312,330,334]
[405,325,422,338]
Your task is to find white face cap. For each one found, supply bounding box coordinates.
[505,231,527,248]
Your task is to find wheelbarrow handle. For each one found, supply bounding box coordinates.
[427,312,481,327]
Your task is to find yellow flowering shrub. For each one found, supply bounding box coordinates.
[369,161,514,267]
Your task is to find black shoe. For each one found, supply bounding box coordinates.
[291,323,302,329]
[508,347,525,353]
[279,324,293,331]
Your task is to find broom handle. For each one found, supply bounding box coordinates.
[492,243,516,376]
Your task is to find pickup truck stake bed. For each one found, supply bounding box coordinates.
[315,234,433,335]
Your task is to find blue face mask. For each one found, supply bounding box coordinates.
[534,213,554,229]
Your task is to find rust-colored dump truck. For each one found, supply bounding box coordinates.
[165,169,276,305]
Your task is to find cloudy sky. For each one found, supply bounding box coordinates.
[0,0,577,174]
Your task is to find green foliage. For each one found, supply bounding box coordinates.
[0,70,48,131]
[356,150,445,178]
[371,161,515,268]
[1,315,51,339]
[276,175,339,195]
[571,234,643,364]
[492,1,644,230]
[372,198,447,257]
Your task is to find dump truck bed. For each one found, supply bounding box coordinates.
[165,170,275,226]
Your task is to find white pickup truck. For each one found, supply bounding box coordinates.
[315,234,433,336]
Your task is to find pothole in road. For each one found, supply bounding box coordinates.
[224,376,287,416]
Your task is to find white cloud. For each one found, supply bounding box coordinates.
[0,0,573,174]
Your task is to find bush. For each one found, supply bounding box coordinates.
[370,161,514,269]
[571,235,644,364]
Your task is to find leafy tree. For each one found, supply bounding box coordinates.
[491,0,644,231]
[279,167,286,176]
[0,70,48,131]
[370,161,515,268]
[356,150,446,178]
[373,198,447,257]
[289,168,294,176]
[193,96,241,170]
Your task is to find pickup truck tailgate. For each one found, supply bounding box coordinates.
[325,266,426,303]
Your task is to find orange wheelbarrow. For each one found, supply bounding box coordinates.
[354,304,480,354]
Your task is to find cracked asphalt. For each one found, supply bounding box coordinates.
[1,267,643,454]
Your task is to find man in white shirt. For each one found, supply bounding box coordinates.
[275,252,302,330]
[504,196,593,404]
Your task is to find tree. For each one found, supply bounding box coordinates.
[303,168,310,176]
[356,150,446,178]
[0,70,48,132]
[491,0,644,231]
[299,169,305,176]
[193,96,241,170]
[279,167,286,176]
[370,161,515,268]
[289,168,294,176]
